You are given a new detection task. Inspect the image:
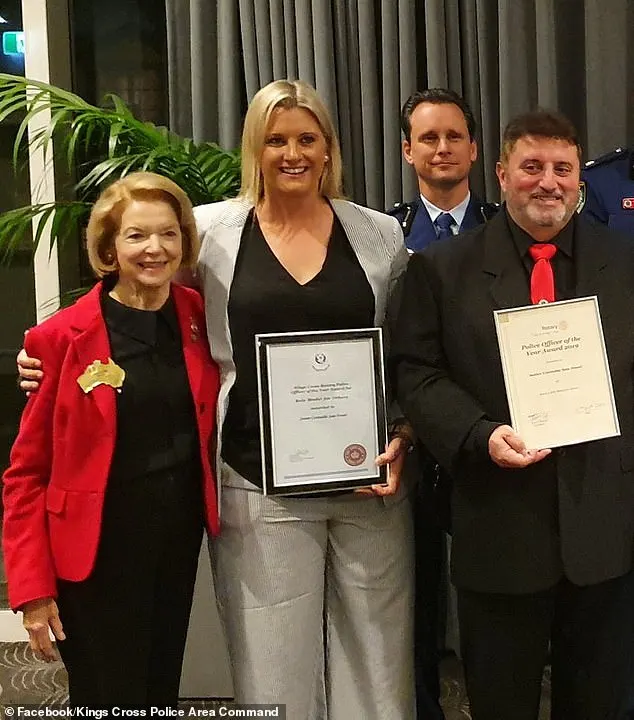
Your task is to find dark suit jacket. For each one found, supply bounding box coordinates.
[2,282,221,610]
[388,194,498,253]
[392,210,634,594]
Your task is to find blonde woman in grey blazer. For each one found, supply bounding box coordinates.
[196,80,414,719]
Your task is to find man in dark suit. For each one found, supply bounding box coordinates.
[389,88,498,720]
[388,88,498,253]
[392,109,634,720]
[578,145,634,720]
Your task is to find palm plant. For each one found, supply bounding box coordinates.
[0,74,241,263]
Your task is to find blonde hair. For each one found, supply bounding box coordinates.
[86,172,199,278]
[238,79,343,203]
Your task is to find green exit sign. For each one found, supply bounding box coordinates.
[3,31,25,56]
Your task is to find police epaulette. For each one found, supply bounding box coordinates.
[387,201,412,215]
[387,201,417,235]
[480,202,500,221]
[584,147,627,170]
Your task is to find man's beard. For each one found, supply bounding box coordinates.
[525,201,572,227]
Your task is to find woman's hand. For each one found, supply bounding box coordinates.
[356,435,411,497]
[17,347,43,394]
[22,597,65,662]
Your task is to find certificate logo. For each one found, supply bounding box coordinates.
[558,320,568,331]
[312,352,330,371]
[344,443,367,466]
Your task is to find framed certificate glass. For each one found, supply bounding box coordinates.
[255,328,388,495]
[494,296,620,449]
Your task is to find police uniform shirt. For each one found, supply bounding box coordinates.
[420,191,472,237]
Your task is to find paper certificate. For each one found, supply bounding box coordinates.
[494,297,619,449]
[256,328,387,495]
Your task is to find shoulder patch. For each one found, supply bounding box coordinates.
[576,181,586,213]
[386,201,410,217]
[387,201,418,236]
[478,201,500,222]
[584,147,625,170]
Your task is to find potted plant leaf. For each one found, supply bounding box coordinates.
[0,73,241,267]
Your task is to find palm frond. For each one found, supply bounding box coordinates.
[0,202,91,263]
[0,74,241,264]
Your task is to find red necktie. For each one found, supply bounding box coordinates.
[529,243,557,304]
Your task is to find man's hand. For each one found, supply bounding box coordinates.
[22,597,65,662]
[17,347,43,394]
[488,424,551,469]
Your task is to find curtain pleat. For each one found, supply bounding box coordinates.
[445,0,463,93]
[269,0,286,79]
[381,0,402,210]
[340,0,365,200]
[166,0,192,138]
[190,0,217,144]
[397,0,418,202]
[535,0,558,109]
[283,0,299,79]
[312,0,337,121]
[216,0,243,149]
[584,0,629,158]
[238,0,258,99]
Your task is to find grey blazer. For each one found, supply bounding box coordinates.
[194,197,408,487]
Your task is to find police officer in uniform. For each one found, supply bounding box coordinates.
[389,88,498,254]
[388,88,497,720]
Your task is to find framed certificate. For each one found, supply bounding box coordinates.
[494,296,620,449]
[256,328,388,495]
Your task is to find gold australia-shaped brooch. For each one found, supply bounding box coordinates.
[77,358,125,394]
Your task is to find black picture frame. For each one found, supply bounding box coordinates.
[256,327,388,496]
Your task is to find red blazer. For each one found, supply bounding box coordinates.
[2,282,220,610]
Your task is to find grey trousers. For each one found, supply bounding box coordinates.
[212,464,415,720]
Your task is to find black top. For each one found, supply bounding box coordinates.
[102,288,199,482]
[507,209,575,300]
[222,209,375,488]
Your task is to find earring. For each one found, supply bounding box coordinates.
[324,154,330,162]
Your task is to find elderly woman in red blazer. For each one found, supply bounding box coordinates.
[2,172,220,706]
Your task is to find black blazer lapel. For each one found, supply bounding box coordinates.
[482,212,531,310]
[573,216,609,297]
